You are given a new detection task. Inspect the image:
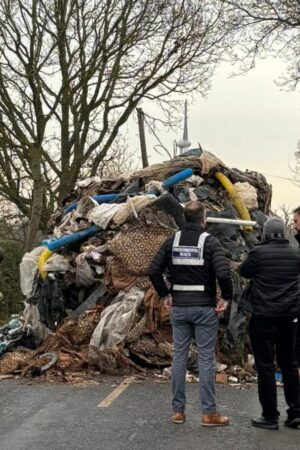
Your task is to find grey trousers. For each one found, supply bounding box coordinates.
[171,306,219,414]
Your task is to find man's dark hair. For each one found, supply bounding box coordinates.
[184,201,206,224]
[293,206,300,215]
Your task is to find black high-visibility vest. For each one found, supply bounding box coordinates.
[171,230,209,292]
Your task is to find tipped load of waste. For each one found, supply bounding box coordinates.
[0,149,272,381]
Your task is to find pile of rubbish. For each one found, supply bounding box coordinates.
[0,149,272,381]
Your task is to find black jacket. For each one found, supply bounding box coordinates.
[148,223,233,307]
[295,232,300,247]
[239,238,300,317]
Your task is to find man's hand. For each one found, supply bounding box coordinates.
[163,295,173,311]
[215,299,229,314]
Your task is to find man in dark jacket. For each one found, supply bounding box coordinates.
[293,206,300,374]
[148,201,233,427]
[239,216,300,430]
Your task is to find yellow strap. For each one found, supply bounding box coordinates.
[37,248,53,279]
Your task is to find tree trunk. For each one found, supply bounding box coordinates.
[25,149,44,251]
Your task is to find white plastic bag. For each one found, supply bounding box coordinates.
[44,253,71,273]
[75,254,95,287]
[20,246,45,298]
[87,203,123,229]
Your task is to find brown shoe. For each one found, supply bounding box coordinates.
[201,412,229,427]
[172,412,186,424]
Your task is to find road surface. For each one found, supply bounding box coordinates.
[0,377,299,450]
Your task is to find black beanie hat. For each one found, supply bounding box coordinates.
[263,217,285,239]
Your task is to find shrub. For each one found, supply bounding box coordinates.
[0,240,24,322]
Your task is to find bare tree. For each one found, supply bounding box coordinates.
[0,199,27,242]
[286,140,300,187]
[275,204,293,227]
[0,0,234,250]
[221,1,300,88]
[83,136,138,179]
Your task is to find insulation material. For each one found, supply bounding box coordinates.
[113,194,156,225]
[234,182,258,211]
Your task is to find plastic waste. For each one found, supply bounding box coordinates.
[275,371,282,382]
[7,319,23,330]
[0,342,8,354]
[179,147,203,157]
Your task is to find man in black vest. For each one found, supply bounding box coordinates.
[293,206,300,376]
[239,216,300,430]
[148,201,233,426]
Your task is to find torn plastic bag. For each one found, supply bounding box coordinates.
[193,184,219,202]
[199,150,225,175]
[23,303,51,344]
[44,253,71,273]
[138,206,178,230]
[87,203,123,229]
[121,178,143,195]
[179,147,203,157]
[172,186,191,203]
[145,180,163,195]
[75,254,95,287]
[20,246,46,298]
[76,195,99,217]
[89,287,144,351]
[153,193,185,228]
[221,271,247,364]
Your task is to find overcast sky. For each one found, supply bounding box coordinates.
[132,57,300,212]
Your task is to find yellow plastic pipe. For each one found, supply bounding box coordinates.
[214,171,253,233]
[38,247,53,279]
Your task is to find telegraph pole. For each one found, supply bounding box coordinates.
[137,107,149,168]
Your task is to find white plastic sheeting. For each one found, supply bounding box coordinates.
[90,287,144,351]
[87,203,123,229]
[20,246,45,298]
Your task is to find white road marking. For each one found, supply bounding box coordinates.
[97,376,135,408]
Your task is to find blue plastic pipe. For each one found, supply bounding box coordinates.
[47,225,101,251]
[162,168,193,189]
[64,193,120,213]
[64,168,193,213]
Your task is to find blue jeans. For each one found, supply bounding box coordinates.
[171,306,219,414]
